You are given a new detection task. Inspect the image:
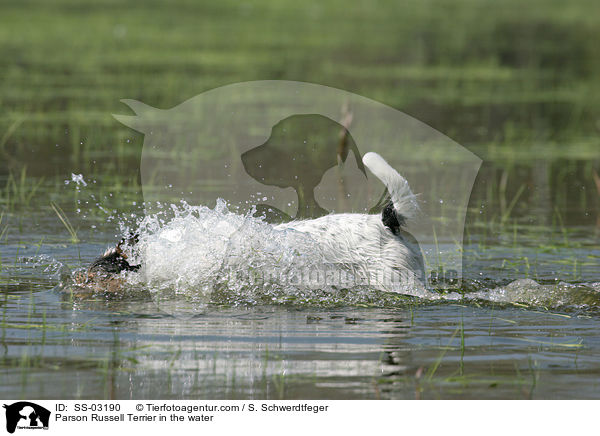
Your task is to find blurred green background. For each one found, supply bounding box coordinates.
[1,0,599,225]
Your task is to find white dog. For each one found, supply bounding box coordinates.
[80,153,425,295]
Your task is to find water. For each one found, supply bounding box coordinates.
[1,170,599,400]
[3,286,600,400]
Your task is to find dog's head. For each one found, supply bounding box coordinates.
[74,234,140,292]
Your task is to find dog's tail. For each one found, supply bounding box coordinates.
[363,152,418,220]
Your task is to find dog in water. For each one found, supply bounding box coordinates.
[75,152,425,294]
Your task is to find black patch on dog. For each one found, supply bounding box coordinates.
[382,202,405,235]
[88,250,139,275]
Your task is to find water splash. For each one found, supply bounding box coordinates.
[9,255,73,291]
[66,173,87,187]
[66,200,600,312]
[467,278,600,310]
[106,200,431,306]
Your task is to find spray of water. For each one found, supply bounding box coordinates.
[86,200,600,312]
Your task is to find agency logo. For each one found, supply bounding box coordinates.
[3,402,50,434]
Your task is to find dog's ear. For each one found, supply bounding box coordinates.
[115,232,139,258]
[117,233,139,250]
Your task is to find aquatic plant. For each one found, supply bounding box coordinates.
[50,201,79,243]
[2,167,44,210]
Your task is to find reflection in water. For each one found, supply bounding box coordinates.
[3,287,600,400]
